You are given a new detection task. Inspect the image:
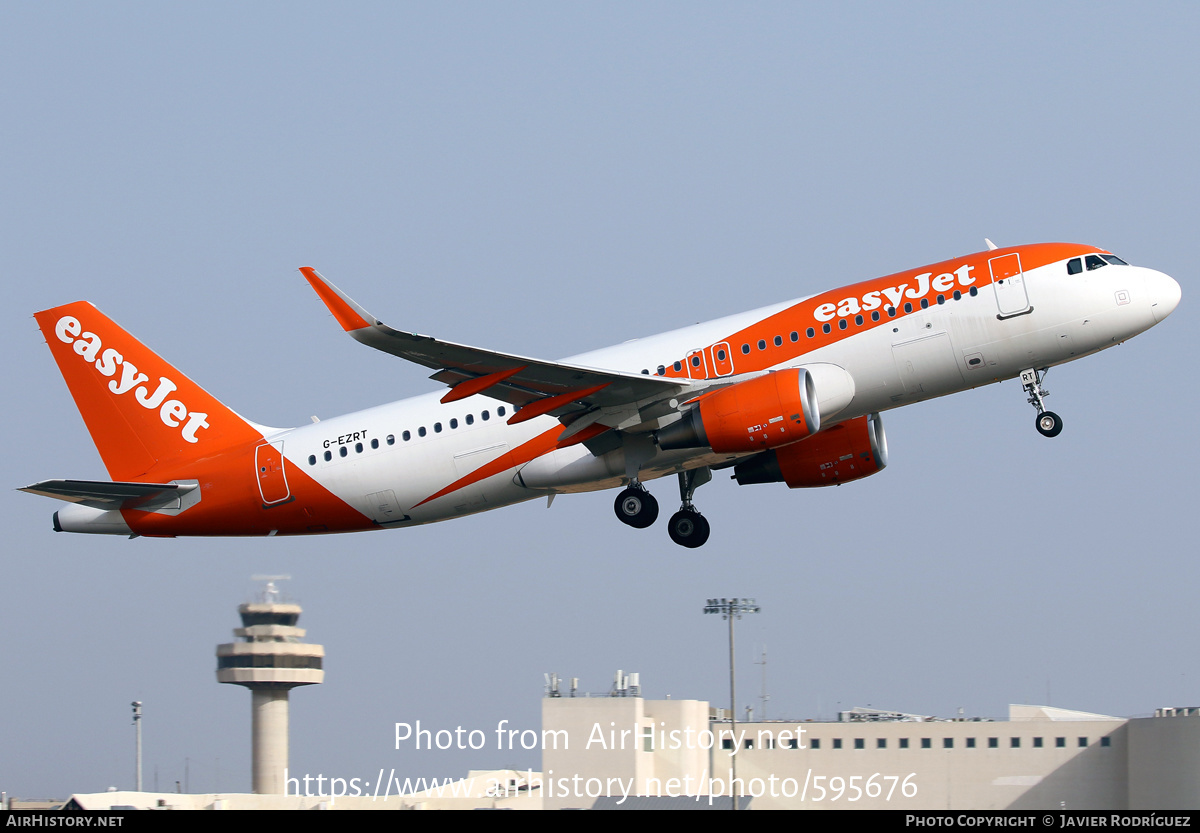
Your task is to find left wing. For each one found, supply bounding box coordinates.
[301,268,700,436]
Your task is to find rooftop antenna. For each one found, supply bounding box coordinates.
[250,574,292,604]
[755,645,769,721]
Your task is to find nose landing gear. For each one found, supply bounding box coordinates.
[1021,368,1063,438]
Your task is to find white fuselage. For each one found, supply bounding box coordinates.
[272,258,1176,528]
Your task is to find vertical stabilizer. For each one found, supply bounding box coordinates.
[34,302,264,480]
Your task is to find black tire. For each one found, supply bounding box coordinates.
[614,487,659,529]
[1036,411,1063,438]
[668,509,711,548]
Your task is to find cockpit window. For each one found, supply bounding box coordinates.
[1067,258,1083,275]
[1101,254,1129,266]
[1085,255,1108,271]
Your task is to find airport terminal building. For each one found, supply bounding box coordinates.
[539,690,1200,810]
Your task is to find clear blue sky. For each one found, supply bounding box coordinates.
[2,2,1194,796]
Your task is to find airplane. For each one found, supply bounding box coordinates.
[21,241,1181,548]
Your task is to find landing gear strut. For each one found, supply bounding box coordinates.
[614,482,659,529]
[1021,367,1063,438]
[668,468,711,548]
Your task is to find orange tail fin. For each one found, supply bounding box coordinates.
[35,302,265,480]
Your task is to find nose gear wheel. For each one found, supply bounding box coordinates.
[1021,367,1064,438]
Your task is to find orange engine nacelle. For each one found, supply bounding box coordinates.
[733,413,888,488]
[656,369,820,454]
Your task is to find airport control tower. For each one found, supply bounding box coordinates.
[216,577,324,794]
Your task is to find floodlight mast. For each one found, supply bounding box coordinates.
[131,701,143,792]
[703,597,760,810]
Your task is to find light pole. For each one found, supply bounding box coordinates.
[131,701,143,792]
[704,597,760,810]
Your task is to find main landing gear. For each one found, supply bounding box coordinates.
[668,468,711,549]
[614,483,659,529]
[612,468,713,548]
[1021,367,1063,438]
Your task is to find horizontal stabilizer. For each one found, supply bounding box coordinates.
[20,479,193,511]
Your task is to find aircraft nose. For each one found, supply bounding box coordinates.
[1149,270,1182,323]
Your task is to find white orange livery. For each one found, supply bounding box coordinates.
[22,241,1181,547]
